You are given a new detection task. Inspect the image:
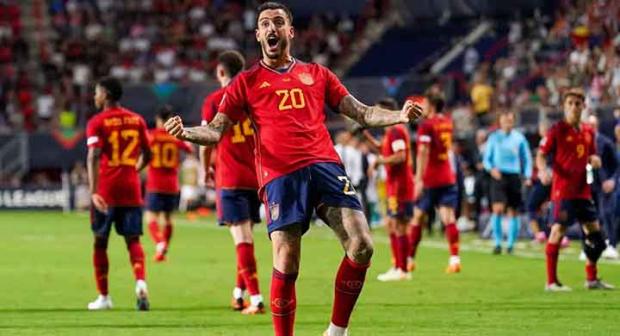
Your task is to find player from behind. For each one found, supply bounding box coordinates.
[86,77,152,310]
[409,91,461,273]
[201,50,265,314]
[164,2,424,335]
[363,97,415,281]
[145,106,193,262]
[483,110,532,254]
[537,88,614,291]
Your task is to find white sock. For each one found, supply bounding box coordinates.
[327,322,348,336]
[136,280,148,295]
[449,255,461,265]
[250,294,263,307]
[232,287,245,300]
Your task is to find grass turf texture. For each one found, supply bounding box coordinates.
[0,211,619,336]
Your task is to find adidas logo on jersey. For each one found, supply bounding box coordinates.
[259,81,271,88]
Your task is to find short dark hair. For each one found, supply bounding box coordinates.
[257,2,293,24]
[97,77,123,102]
[156,105,174,123]
[218,50,245,78]
[562,87,585,103]
[424,91,445,113]
[377,97,398,110]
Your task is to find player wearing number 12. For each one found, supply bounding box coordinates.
[85,77,152,311]
[145,106,193,262]
[201,51,265,315]
[163,3,424,335]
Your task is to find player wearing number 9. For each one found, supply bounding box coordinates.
[144,106,193,262]
[86,77,153,311]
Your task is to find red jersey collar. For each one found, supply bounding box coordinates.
[259,58,296,74]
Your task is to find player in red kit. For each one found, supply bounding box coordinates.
[537,88,614,291]
[410,92,462,273]
[145,106,193,262]
[86,77,152,311]
[363,98,415,282]
[164,3,423,335]
[201,51,265,314]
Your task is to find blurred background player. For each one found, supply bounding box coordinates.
[483,110,532,254]
[164,2,423,335]
[537,88,613,292]
[145,106,193,262]
[587,114,619,259]
[85,77,152,310]
[363,97,415,281]
[201,50,264,314]
[410,91,461,273]
[527,123,552,245]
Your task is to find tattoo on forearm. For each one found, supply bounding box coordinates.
[184,113,231,145]
[338,95,402,128]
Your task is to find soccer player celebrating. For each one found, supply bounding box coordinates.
[409,91,462,273]
[86,77,152,310]
[363,97,415,281]
[483,110,532,254]
[164,2,423,335]
[537,88,614,291]
[145,106,193,262]
[201,50,265,314]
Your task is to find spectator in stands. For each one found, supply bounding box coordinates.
[470,72,494,127]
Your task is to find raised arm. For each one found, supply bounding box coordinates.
[165,113,232,146]
[338,95,423,128]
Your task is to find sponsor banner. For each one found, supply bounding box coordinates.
[0,188,70,209]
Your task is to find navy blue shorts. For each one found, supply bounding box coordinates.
[526,181,551,216]
[145,192,179,212]
[264,162,363,235]
[416,185,458,213]
[551,199,597,227]
[91,207,143,237]
[387,196,414,219]
[217,189,261,226]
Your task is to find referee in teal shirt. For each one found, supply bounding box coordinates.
[483,110,533,254]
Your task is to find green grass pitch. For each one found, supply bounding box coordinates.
[0,211,619,335]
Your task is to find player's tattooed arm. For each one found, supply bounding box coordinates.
[338,95,424,128]
[165,113,232,146]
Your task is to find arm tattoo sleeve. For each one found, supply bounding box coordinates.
[183,113,232,146]
[338,95,403,128]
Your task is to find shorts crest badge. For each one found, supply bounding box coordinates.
[269,202,280,221]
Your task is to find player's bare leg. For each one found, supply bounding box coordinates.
[229,220,264,314]
[440,206,461,273]
[318,206,373,336]
[125,235,149,310]
[88,235,112,310]
[545,223,570,291]
[408,209,425,271]
[490,202,505,254]
[581,221,614,290]
[270,225,302,336]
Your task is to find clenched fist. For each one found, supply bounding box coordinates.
[165,116,187,140]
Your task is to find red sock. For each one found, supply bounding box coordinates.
[545,242,560,284]
[237,243,260,295]
[271,269,297,336]
[585,263,597,281]
[127,238,146,281]
[93,247,109,295]
[409,225,422,258]
[445,223,459,256]
[389,233,398,266]
[236,266,247,290]
[148,220,161,244]
[331,256,370,328]
[163,222,173,245]
[395,235,408,271]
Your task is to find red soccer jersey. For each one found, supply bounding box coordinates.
[218,59,347,188]
[416,114,456,188]
[86,107,150,206]
[381,124,415,201]
[539,120,596,201]
[202,87,259,190]
[145,128,193,194]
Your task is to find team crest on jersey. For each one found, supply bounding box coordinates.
[269,202,280,221]
[298,72,314,85]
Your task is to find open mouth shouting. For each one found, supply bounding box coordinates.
[265,34,280,54]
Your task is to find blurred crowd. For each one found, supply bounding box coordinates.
[0,0,388,134]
